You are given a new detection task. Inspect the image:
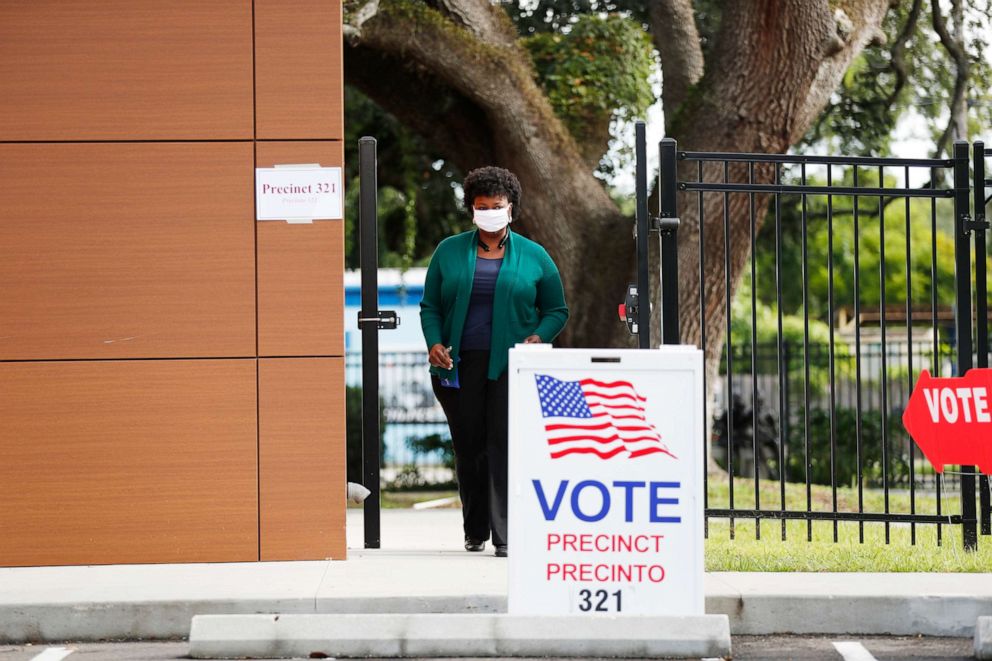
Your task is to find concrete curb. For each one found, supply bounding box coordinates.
[710,573,992,637]
[976,616,992,660]
[725,594,992,637]
[0,596,505,644]
[187,613,732,659]
[730,595,992,638]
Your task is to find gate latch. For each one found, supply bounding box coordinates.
[618,284,640,335]
[357,310,400,330]
[636,216,681,240]
[653,216,680,235]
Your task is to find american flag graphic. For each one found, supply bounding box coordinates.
[534,374,677,460]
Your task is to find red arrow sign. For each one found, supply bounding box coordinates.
[902,369,992,474]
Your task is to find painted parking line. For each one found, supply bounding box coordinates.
[29,648,74,661]
[833,641,878,661]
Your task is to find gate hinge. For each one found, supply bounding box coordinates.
[962,214,990,236]
[357,310,400,330]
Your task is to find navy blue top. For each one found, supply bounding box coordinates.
[460,257,503,351]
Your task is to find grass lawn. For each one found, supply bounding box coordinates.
[376,477,992,571]
[705,517,992,572]
[705,474,991,572]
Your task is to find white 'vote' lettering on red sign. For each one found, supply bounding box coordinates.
[921,387,992,423]
[903,369,992,474]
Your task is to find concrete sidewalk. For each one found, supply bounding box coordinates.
[1,509,990,643]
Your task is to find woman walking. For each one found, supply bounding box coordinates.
[420,166,569,557]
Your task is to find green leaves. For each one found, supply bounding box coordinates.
[804,0,992,155]
[522,15,655,149]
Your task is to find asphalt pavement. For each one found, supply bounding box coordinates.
[0,637,977,660]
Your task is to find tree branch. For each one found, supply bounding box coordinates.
[805,181,937,221]
[794,0,892,143]
[353,1,554,129]
[434,0,518,47]
[647,0,704,131]
[343,0,381,40]
[670,0,857,150]
[932,0,970,157]
[931,0,967,62]
[887,0,923,107]
[344,45,494,170]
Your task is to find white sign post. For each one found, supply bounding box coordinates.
[507,346,704,616]
[255,165,343,223]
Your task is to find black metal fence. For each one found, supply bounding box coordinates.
[357,343,963,494]
[658,138,991,547]
[346,351,455,486]
[714,340,956,490]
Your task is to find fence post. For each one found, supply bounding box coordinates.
[974,141,991,536]
[634,122,651,348]
[659,138,680,345]
[952,140,978,551]
[358,136,382,549]
[782,340,791,473]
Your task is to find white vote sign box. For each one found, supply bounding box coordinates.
[507,346,704,616]
[255,165,343,223]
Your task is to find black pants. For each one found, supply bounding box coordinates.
[431,350,508,547]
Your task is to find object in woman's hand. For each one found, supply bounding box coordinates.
[440,358,460,389]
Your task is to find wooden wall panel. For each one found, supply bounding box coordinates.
[256,141,344,357]
[0,360,258,567]
[0,1,348,568]
[255,0,343,139]
[0,2,253,141]
[259,358,346,560]
[0,143,256,360]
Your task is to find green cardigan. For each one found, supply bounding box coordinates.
[420,228,569,381]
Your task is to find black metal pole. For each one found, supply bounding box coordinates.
[659,138,680,345]
[358,136,381,549]
[952,140,977,551]
[635,122,651,348]
[974,141,991,536]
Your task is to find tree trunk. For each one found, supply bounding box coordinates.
[656,0,889,473]
[666,0,890,377]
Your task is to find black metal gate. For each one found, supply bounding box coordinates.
[975,141,992,539]
[644,131,992,550]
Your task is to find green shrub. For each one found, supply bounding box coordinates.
[785,407,910,488]
[345,385,386,484]
[714,396,912,488]
[407,432,454,471]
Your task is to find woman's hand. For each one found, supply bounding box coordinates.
[523,335,543,344]
[429,343,454,369]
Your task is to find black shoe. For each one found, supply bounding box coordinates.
[465,538,486,552]
[495,545,508,557]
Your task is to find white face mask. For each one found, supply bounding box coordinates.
[473,207,511,233]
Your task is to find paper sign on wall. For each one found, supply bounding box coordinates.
[255,164,343,223]
[507,346,704,616]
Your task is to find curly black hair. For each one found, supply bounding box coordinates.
[462,166,521,221]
